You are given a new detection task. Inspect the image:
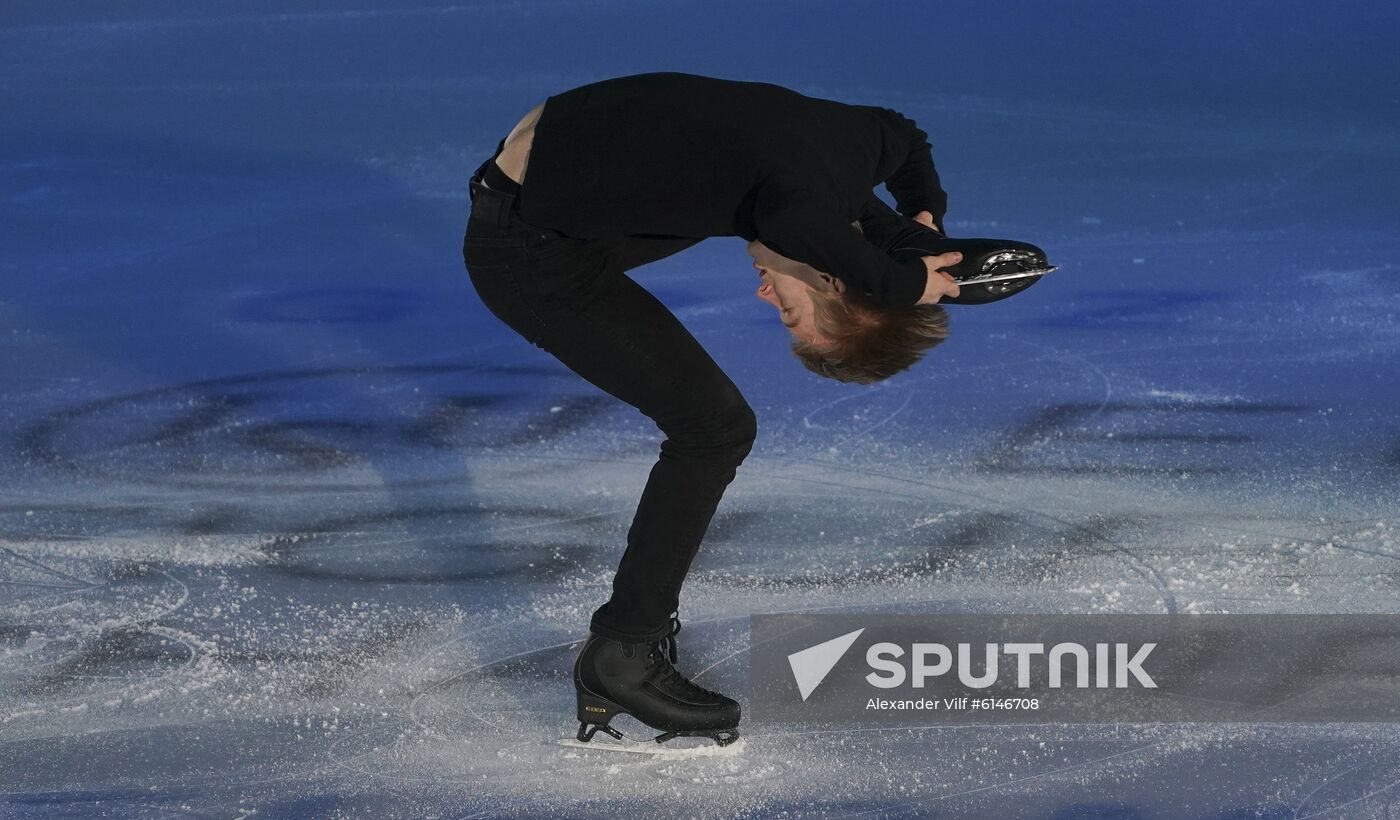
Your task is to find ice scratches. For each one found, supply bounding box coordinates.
[699,452,1180,614]
[980,398,1307,476]
[212,617,430,698]
[15,624,192,696]
[1289,745,1400,819]
[408,632,579,733]
[1,557,195,694]
[261,502,617,584]
[0,553,184,625]
[0,544,95,592]
[16,362,617,491]
[703,509,1131,590]
[3,534,275,569]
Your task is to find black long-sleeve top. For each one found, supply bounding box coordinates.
[518,72,948,308]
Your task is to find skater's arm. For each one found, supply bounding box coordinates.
[754,180,925,308]
[755,180,959,308]
[857,194,937,247]
[872,107,949,229]
[855,195,961,305]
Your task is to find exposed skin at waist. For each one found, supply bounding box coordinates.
[495,100,545,185]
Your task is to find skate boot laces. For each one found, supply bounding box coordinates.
[646,616,723,700]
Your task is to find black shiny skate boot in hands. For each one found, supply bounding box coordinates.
[573,616,741,747]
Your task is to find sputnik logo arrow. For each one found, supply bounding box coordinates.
[787,627,865,701]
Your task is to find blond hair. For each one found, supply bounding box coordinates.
[788,218,951,384]
[791,292,950,384]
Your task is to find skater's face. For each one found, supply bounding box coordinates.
[746,240,845,347]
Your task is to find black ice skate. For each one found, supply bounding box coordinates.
[572,617,740,748]
[886,228,1058,305]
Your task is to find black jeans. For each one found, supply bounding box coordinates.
[462,143,757,643]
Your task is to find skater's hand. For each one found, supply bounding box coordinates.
[913,210,944,235]
[917,253,962,305]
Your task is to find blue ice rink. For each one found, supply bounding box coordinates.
[3,2,1399,817]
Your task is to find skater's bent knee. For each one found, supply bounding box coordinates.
[716,401,758,460]
[709,400,758,460]
[662,399,757,462]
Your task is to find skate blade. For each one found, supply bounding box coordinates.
[558,735,745,758]
[954,266,1057,286]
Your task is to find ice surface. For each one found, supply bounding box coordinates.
[3,1,1399,817]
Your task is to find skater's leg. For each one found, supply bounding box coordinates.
[463,183,753,645]
[465,149,745,743]
[522,256,754,642]
[613,235,703,273]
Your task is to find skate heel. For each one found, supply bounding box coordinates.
[575,691,625,742]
